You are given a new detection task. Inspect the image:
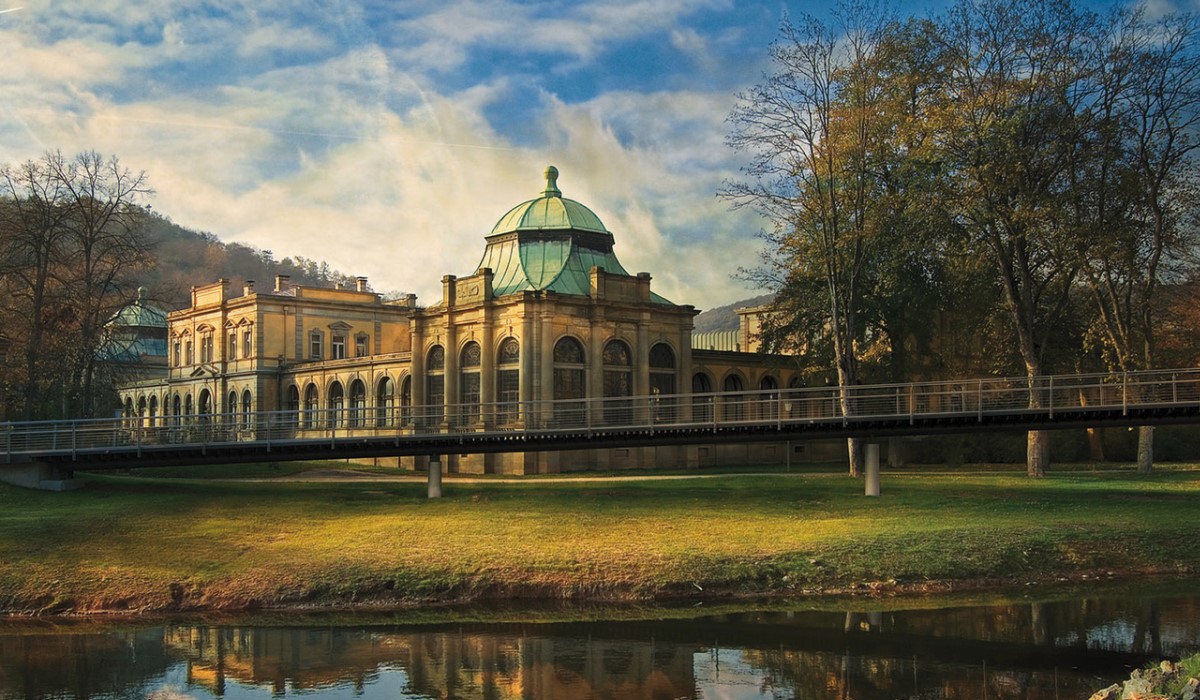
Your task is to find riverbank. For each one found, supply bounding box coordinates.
[1,464,1198,615]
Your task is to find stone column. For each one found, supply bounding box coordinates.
[520,307,534,425]
[410,318,425,426]
[480,308,495,426]
[865,443,880,497]
[428,454,442,498]
[539,304,555,427]
[680,326,693,422]
[589,309,604,425]
[443,314,457,427]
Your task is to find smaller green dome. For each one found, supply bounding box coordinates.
[490,166,609,235]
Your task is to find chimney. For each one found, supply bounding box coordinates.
[274,275,290,292]
[356,276,368,292]
[243,280,255,296]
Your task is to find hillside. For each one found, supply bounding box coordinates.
[137,213,365,311]
[693,293,774,333]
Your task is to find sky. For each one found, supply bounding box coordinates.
[0,0,1123,310]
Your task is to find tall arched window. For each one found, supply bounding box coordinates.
[426,345,445,424]
[759,376,779,420]
[376,376,394,427]
[553,337,586,425]
[496,337,520,424]
[328,381,345,428]
[148,395,158,427]
[348,379,366,428]
[722,374,745,421]
[172,394,182,427]
[649,343,676,423]
[185,394,193,417]
[198,389,211,417]
[602,339,633,424]
[400,375,412,425]
[227,390,238,426]
[302,383,318,428]
[692,373,713,422]
[459,341,481,424]
[241,389,252,429]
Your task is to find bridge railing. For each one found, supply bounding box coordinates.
[4,367,1200,460]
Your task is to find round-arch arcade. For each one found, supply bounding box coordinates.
[116,166,830,474]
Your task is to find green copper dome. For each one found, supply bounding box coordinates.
[474,166,671,304]
[490,166,609,235]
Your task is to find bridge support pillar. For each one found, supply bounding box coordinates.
[865,444,880,497]
[428,455,442,499]
[0,462,84,491]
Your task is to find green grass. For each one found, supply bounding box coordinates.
[1,464,1198,614]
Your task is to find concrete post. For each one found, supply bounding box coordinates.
[428,455,442,499]
[865,443,880,497]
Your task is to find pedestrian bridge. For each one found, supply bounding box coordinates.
[4,368,1200,484]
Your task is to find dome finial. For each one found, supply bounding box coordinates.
[542,165,561,198]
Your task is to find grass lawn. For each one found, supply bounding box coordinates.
[1,463,1198,614]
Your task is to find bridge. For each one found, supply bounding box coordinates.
[3,367,1200,489]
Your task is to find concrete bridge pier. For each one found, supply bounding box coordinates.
[428,455,443,499]
[865,443,880,497]
[0,462,83,491]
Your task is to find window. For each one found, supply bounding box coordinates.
[759,376,779,420]
[602,339,632,424]
[355,333,369,357]
[376,377,394,427]
[173,341,181,367]
[185,340,194,365]
[328,381,344,428]
[460,342,481,424]
[649,343,676,423]
[287,386,300,427]
[692,373,713,422]
[348,380,366,428]
[309,331,323,360]
[200,334,214,363]
[302,384,318,428]
[497,337,520,424]
[722,374,746,421]
[241,390,252,429]
[226,390,238,424]
[400,375,412,424]
[553,337,586,425]
[331,334,346,360]
[228,331,237,361]
[243,328,253,358]
[426,346,445,424]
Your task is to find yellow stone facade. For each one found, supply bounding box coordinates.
[119,168,840,473]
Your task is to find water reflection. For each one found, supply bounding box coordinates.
[1,591,1198,700]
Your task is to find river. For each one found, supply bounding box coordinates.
[1,582,1198,699]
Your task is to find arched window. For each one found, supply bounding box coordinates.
[759,376,779,420]
[348,379,366,428]
[302,383,318,429]
[722,374,745,421]
[328,381,345,428]
[198,389,211,416]
[227,390,238,425]
[287,385,300,427]
[148,395,158,427]
[185,393,193,417]
[124,397,134,421]
[692,373,713,422]
[241,389,252,429]
[376,376,394,427]
[649,343,676,423]
[459,341,481,424]
[496,337,520,424]
[426,345,445,424]
[172,394,182,425]
[400,375,412,424]
[602,339,633,424]
[553,337,586,425]
[136,397,147,429]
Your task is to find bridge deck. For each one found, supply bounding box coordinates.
[4,368,1200,470]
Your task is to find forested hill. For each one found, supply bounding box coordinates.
[137,212,363,311]
[693,293,774,333]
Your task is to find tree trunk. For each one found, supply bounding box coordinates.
[1136,425,1154,474]
[847,436,863,477]
[1027,430,1049,477]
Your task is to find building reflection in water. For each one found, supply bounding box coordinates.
[164,624,698,699]
[1,593,1198,699]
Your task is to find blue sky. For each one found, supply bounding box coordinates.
[0,0,1158,308]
